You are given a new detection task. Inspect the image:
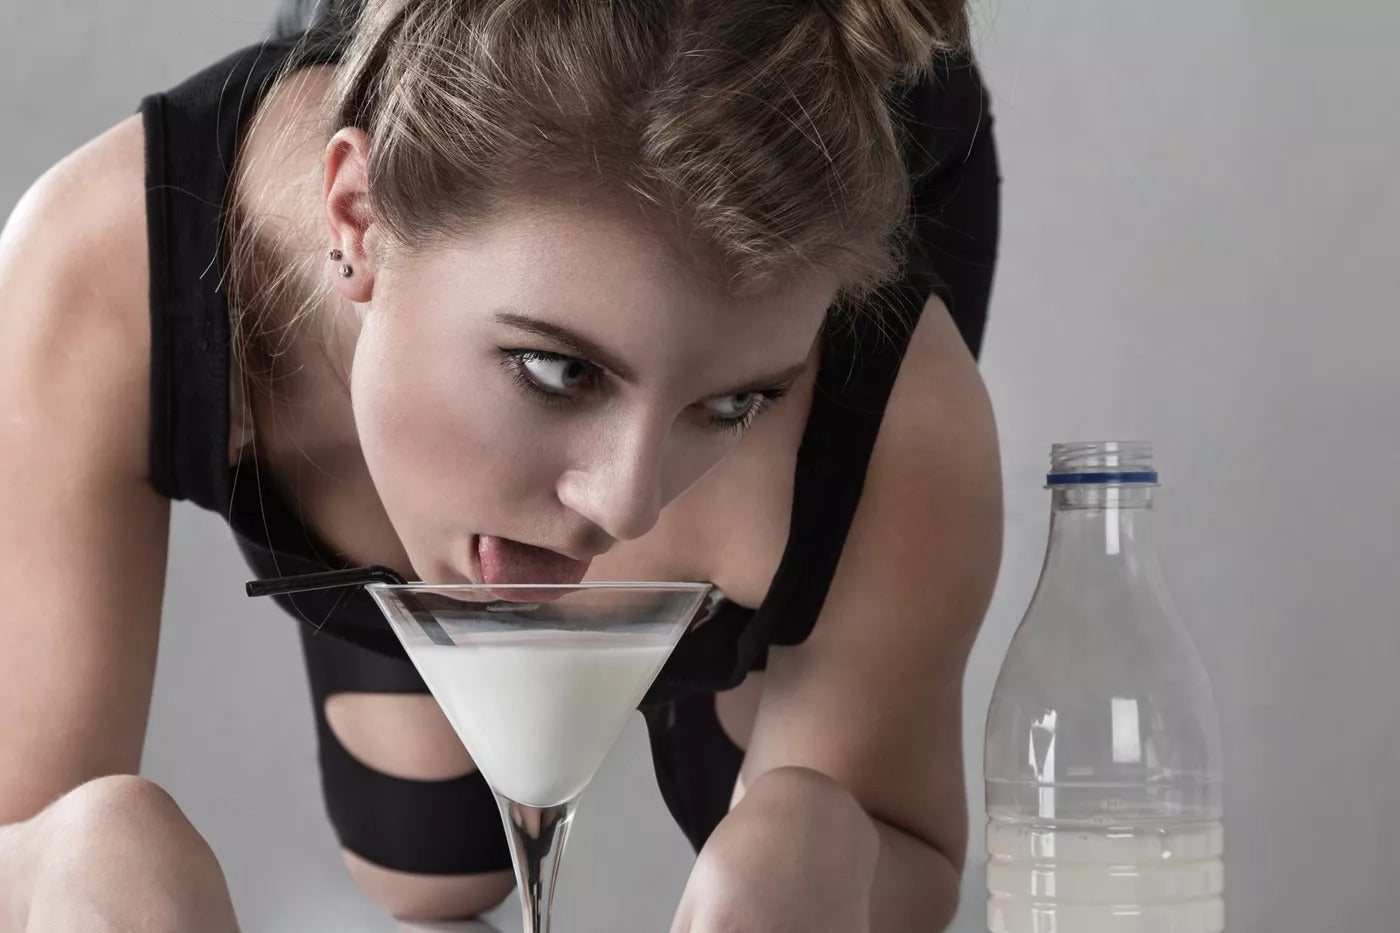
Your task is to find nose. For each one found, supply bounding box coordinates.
[556,426,665,543]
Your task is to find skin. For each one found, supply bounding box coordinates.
[0,58,1002,931]
[233,69,824,608]
[324,129,834,587]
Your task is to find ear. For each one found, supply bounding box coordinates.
[324,127,379,303]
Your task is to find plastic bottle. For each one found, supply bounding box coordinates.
[984,441,1225,932]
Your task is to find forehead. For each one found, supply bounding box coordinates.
[403,192,836,376]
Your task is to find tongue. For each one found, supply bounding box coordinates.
[478,535,589,587]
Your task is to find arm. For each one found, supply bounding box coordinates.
[747,296,1000,927]
[677,296,1002,932]
[0,115,170,825]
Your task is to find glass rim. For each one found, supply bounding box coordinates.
[364,580,714,593]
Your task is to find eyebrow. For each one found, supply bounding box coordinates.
[492,310,810,394]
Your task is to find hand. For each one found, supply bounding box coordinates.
[669,767,880,933]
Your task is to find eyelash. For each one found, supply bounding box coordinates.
[499,349,789,435]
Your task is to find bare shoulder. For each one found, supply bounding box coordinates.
[0,113,154,477]
[3,113,148,273]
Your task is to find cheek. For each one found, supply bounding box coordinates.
[659,431,741,506]
[347,321,553,544]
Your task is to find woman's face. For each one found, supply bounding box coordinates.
[349,194,834,586]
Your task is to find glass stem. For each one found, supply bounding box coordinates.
[494,793,580,933]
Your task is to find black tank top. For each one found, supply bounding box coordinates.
[138,31,998,703]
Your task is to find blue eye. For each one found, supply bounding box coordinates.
[507,351,597,394]
[700,388,790,434]
[502,346,789,435]
[701,392,759,421]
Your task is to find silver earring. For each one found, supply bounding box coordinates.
[340,264,354,278]
[328,248,343,261]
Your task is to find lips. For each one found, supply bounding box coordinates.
[475,535,591,590]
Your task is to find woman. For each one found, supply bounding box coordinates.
[0,0,1001,929]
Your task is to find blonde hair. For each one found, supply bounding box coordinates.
[228,0,968,386]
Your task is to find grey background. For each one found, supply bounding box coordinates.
[3,0,1397,930]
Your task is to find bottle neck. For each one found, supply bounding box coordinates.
[1043,485,1160,574]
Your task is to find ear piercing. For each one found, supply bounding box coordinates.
[329,248,352,277]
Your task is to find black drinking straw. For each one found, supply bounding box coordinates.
[245,565,453,646]
[245,564,408,596]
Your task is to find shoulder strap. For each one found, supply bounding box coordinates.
[141,34,340,512]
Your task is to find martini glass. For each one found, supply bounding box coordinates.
[366,580,709,932]
[248,569,710,933]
